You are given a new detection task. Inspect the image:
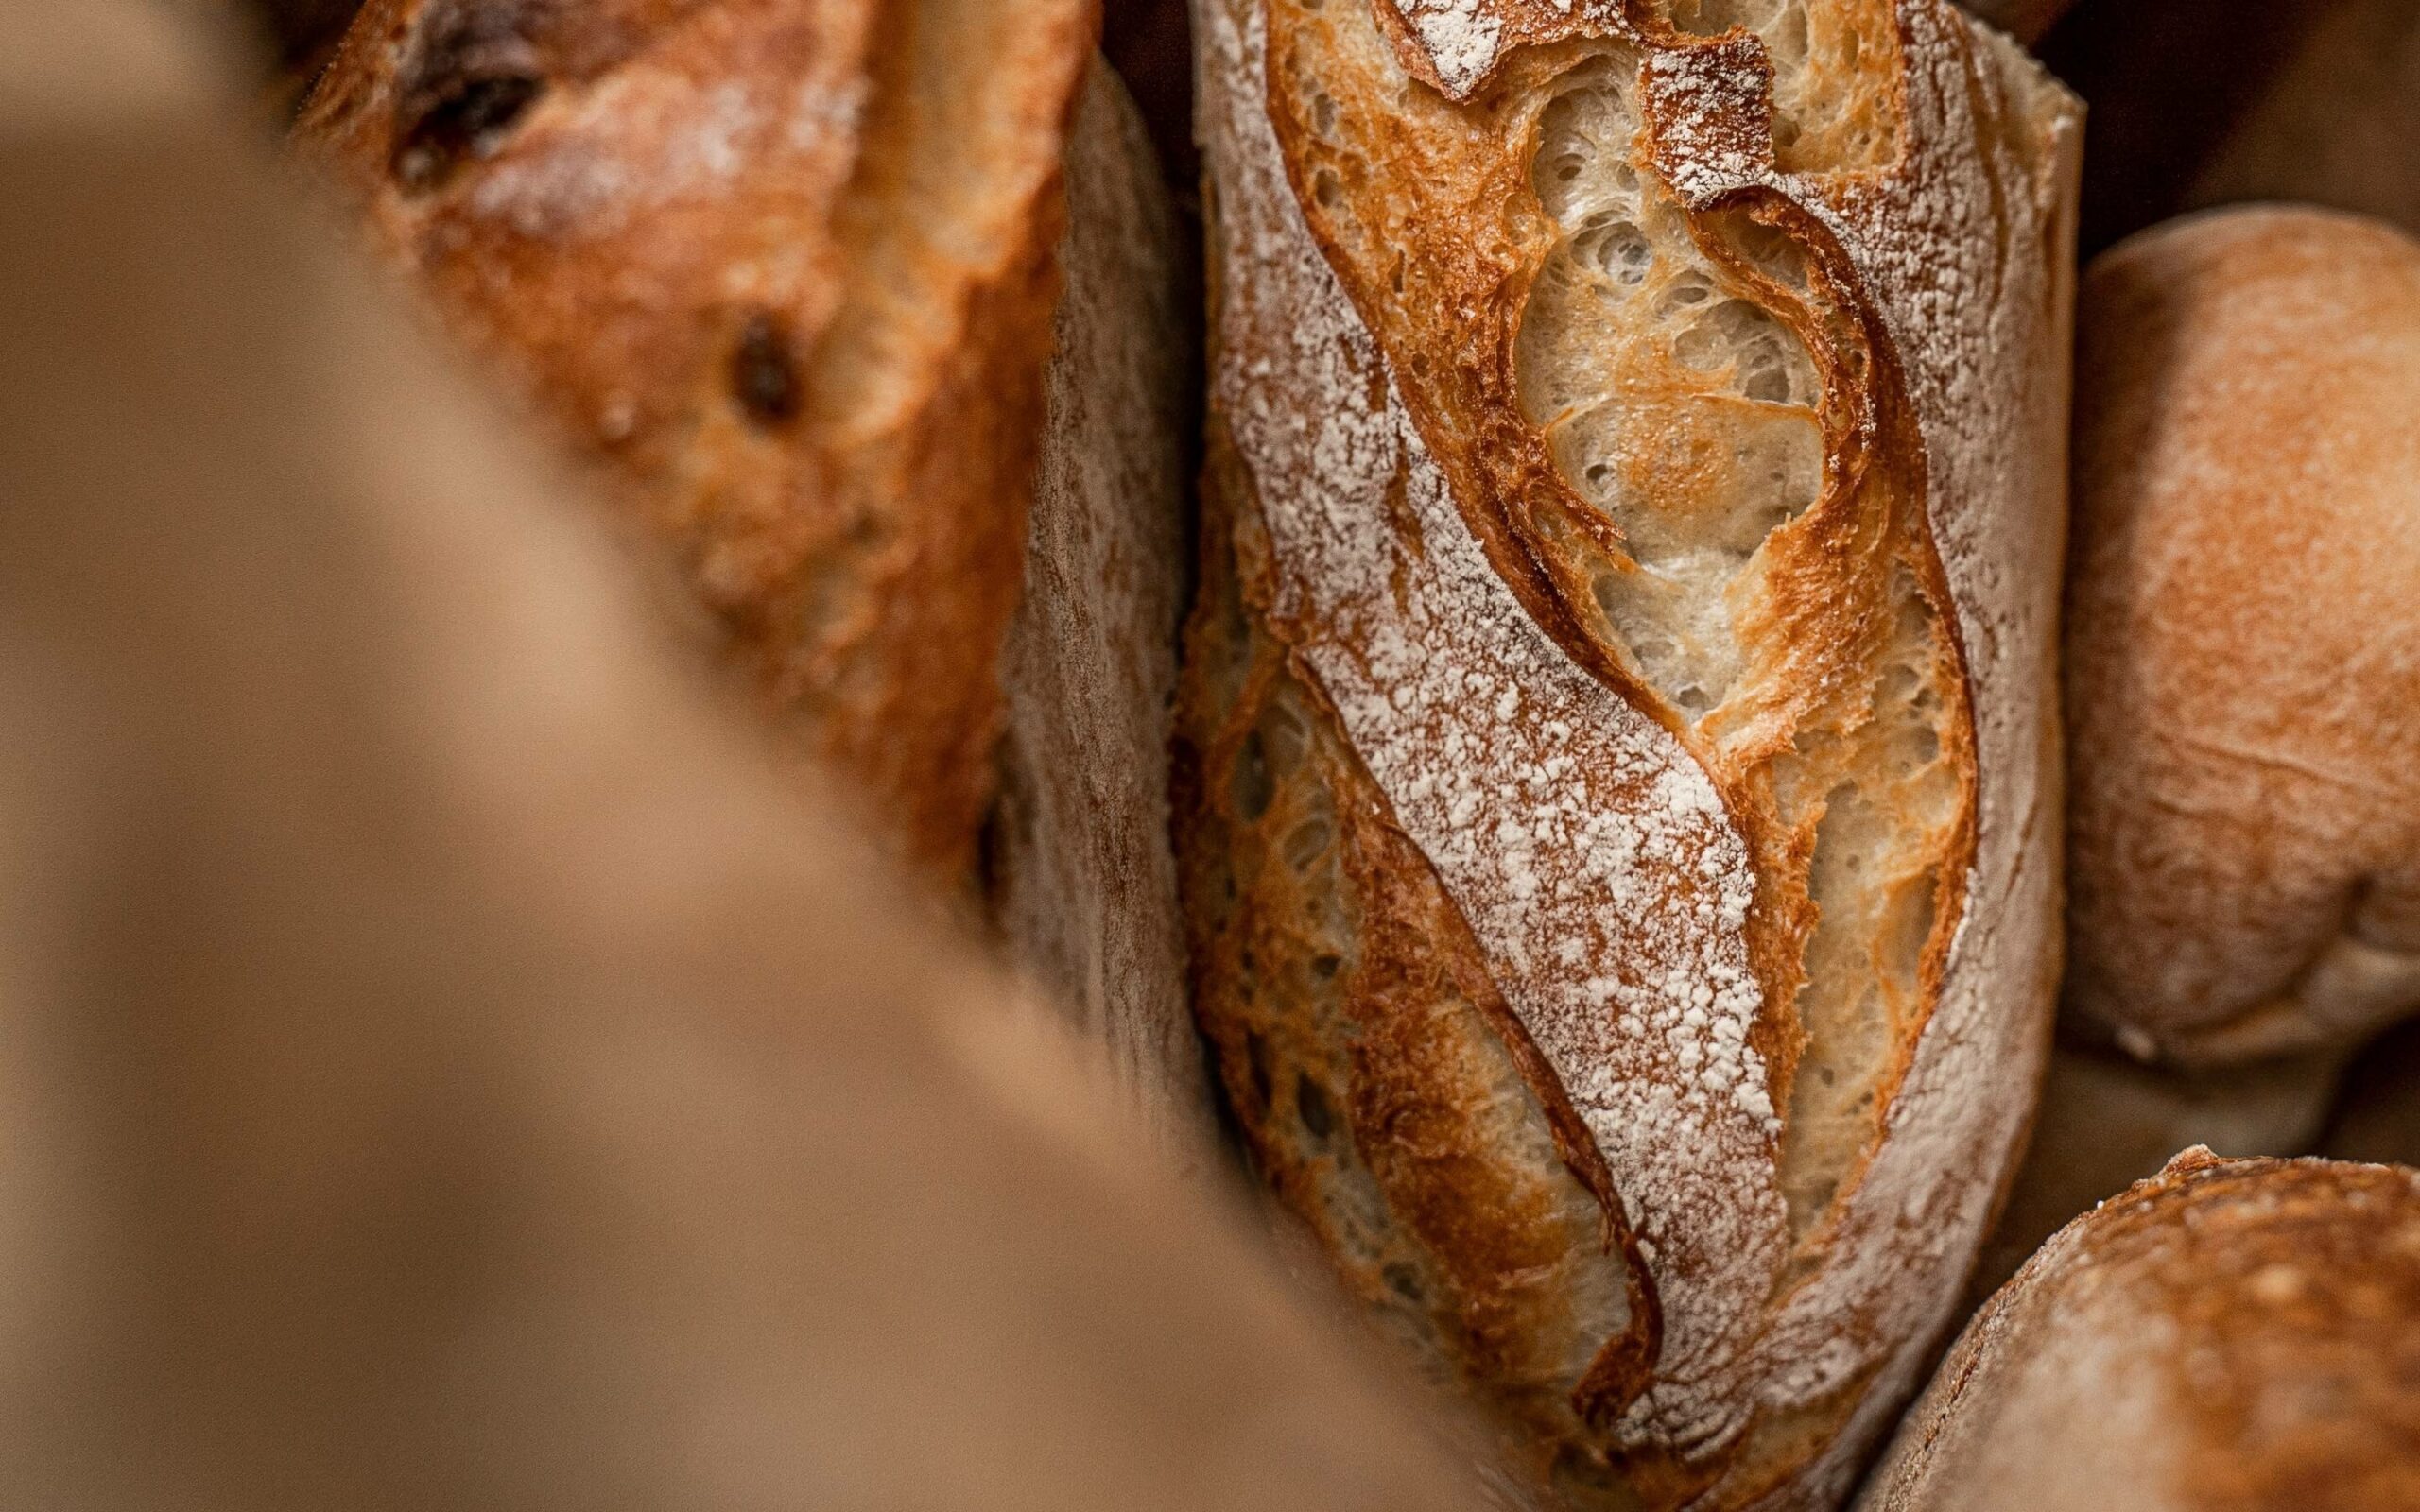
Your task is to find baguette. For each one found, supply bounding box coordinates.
[295,0,1093,877]
[1176,1,2078,1504]
[1863,1151,2420,1512]
[2065,207,2420,1067]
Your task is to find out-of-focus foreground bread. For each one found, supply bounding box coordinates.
[1969,1043,2342,1297]
[988,59,1209,1162]
[1863,1151,2420,1512]
[294,0,1094,878]
[0,9,1494,1507]
[2065,206,2420,1068]
[1177,0,2079,1505]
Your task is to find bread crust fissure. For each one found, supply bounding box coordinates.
[1184,0,2076,1504]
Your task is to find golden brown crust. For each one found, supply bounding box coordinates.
[1181,0,2077,1505]
[1173,421,1658,1491]
[2065,207,2420,1066]
[1864,1154,2420,1512]
[293,0,1095,876]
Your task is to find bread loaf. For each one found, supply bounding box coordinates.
[1175,0,2079,1504]
[295,0,1093,877]
[2065,207,2420,1067]
[1863,1151,2420,1512]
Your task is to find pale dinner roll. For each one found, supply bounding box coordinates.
[2065,205,2420,1067]
[1862,1151,2420,1512]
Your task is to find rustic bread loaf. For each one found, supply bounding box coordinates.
[294,0,1093,877]
[1175,0,2079,1505]
[2065,207,2420,1067]
[1863,1151,2420,1512]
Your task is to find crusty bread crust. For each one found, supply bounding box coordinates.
[294,0,1094,876]
[2065,207,2420,1067]
[1863,1152,2420,1512]
[1178,1,2077,1505]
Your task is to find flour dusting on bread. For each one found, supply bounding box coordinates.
[1183,0,2077,1504]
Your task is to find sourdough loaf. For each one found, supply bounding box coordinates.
[1863,1152,2420,1512]
[2065,207,2420,1067]
[294,0,1094,877]
[1175,0,2079,1505]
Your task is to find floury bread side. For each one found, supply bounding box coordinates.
[989,60,1216,1168]
[295,0,1093,877]
[1174,2,2078,1507]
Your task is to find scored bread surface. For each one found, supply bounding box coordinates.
[1175,0,2078,1506]
[294,0,1094,876]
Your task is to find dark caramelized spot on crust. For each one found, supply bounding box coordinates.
[389,0,550,192]
[731,312,803,426]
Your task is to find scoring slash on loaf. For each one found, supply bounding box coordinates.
[1863,1152,2420,1512]
[1174,0,2079,1506]
[293,0,1094,877]
[2065,207,2420,1069]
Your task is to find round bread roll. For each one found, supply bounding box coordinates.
[1862,1151,2420,1512]
[2065,206,2420,1067]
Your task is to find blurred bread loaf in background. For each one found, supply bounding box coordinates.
[2064,206,2420,1069]
[295,0,1094,880]
[1865,1153,2420,1512]
[292,0,1212,1149]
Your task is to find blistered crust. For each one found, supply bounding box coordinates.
[1180,0,2076,1505]
[295,0,1094,875]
